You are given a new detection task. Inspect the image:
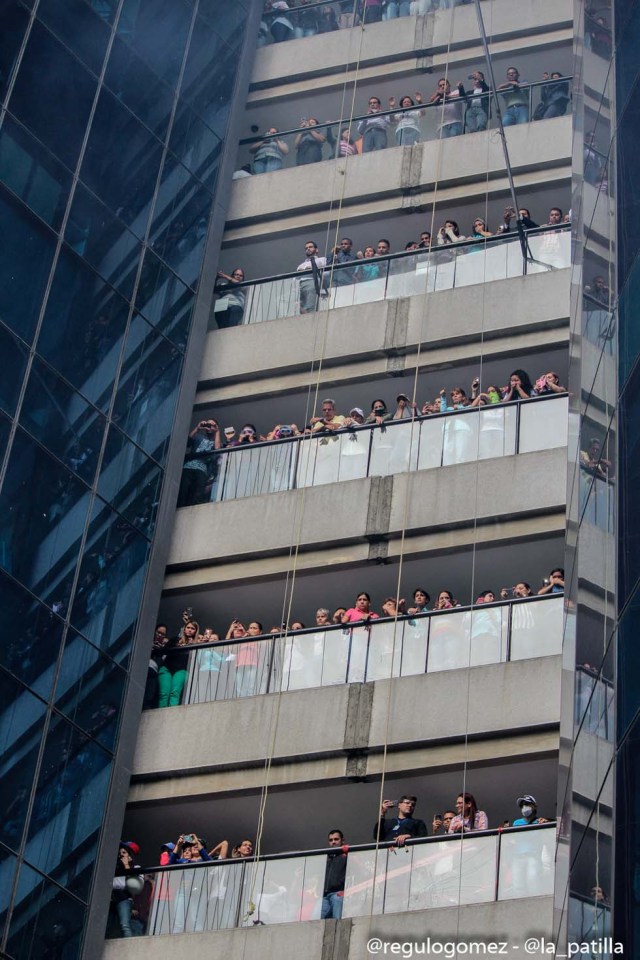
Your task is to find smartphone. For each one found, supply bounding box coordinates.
[434,813,442,822]
[183,834,196,844]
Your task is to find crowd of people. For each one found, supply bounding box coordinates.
[178,367,567,504]
[239,70,570,174]
[110,792,552,935]
[144,568,564,709]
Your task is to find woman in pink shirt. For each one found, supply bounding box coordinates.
[448,792,489,833]
[341,592,380,624]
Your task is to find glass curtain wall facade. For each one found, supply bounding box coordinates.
[0,1,257,958]
[615,0,640,952]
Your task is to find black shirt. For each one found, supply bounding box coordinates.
[374,815,428,843]
[324,849,348,895]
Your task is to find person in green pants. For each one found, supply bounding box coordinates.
[158,619,200,707]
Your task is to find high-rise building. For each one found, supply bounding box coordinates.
[0,0,627,957]
[0,1,260,957]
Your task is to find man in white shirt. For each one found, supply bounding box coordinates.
[296,240,327,313]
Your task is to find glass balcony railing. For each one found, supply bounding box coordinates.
[131,824,555,937]
[579,469,615,531]
[180,394,569,506]
[215,228,571,327]
[237,78,572,175]
[575,666,614,741]
[568,894,611,947]
[175,595,564,706]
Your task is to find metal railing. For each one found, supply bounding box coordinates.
[238,78,572,176]
[130,823,556,936]
[214,227,571,327]
[575,666,614,741]
[176,594,564,706]
[180,394,569,506]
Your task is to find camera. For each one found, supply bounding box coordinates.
[183,834,196,844]
[543,578,550,586]
[467,74,476,80]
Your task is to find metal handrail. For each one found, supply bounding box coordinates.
[238,76,573,148]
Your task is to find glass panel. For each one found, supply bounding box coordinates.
[568,895,611,945]
[417,416,446,469]
[0,571,65,700]
[37,0,111,74]
[0,186,56,344]
[526,230,571,270]
[112,314,183,463]
[80,87,165,236]
[168,105,223,193]
[427,609,471,672]
[278,632,327,692]
[20,357,107,486]
[147,861,245,934]
[0,672,46,851]
[0,847,18,933]
[295,432,354,488]
[498,827,555,899]
[25,713,112,898]
[0,320,29,418]
[399,616,429,677]
[104,35,175,143]
[185,639,273,703]
[54,631,126,751]
[365,621,403,681]
[510,597,564,660]
[0,116,72,230]
[248,855,325,924]
[213,443,298,503]
[98,425,163,537]
[369,420,419,477]
[478,404,517,459]
[6,862,86,960]
[441,409,479,466]
[408,834,498,910]
[342,847,386,918]
[135,249,194,348]
[468,604,509,666]
[0,427,91,602]
[37,247,130,410]
[65,183,141,300]
[119,0,192,91]
[575,669,614,740]
[519,396,569,452]
[8,21,97,169]
[69,497,150,658]
[147,155,213,288]
[0,2,29,104]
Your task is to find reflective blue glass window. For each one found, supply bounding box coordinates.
[7,20,97,170]
[69,497,150,658]
[197,0,248,41]
[37,246,130,411]
[135,247,194,348]
[6,862,86,960]
[0,186,56,344]
[0,114,72,230]
[0,672,47,852]
[112,314,183,461]
[0,570,65,700]
[98,425,163,537]
[0,320,29,418]
[104,35,175,144]
[25,713,112,898]
[36,0,111,75]
[20,356,107,486]
[118,0,192,91]
[0,426,91,601]
[0,846,19,936]
[168,105,222,193]
[79,87,164,237]
[0,411,10,473]
[618,255,640,388]
[55,631,126,752]
[148,156,212,288]
[0,2,30,105]
[183,39,236,138]
[65,182,141,300]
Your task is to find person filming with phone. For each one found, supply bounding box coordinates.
[374,795,428,846]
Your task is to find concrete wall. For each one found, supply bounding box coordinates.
[167,448,567,568]
[201,271,570,391]
[102,897,554,960]
[132,656,560,780]
[227,119,571,227]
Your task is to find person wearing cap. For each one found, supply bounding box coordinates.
[513,795,549,826]
[111,842,143,938]
[509,795,552,897]
[223,426,238,447]
[393,393,418,420]
[346,407,366,426]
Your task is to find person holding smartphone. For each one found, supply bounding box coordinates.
[374,795,428,845]
[178,418,222,507]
